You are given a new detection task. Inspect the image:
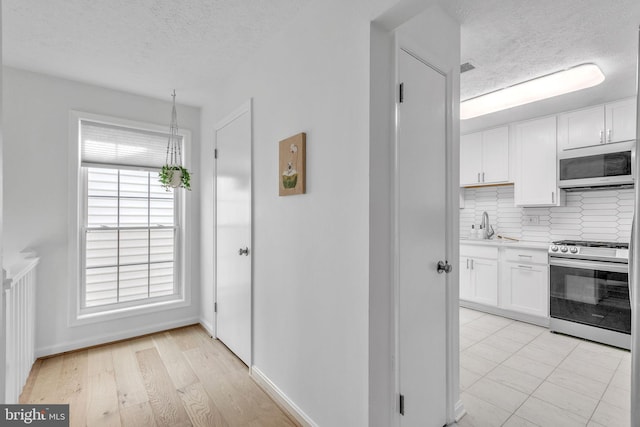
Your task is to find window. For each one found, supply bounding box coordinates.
[76,117,188,316]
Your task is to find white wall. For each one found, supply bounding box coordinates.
[200,1,371,424]
[3,67,201,356]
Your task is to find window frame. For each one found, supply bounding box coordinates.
[68,111,192,326]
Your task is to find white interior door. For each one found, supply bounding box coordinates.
[397,49,448,426]
[215,101,252,366]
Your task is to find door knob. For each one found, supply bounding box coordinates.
[238,247,250,256]
[437,260,452,274]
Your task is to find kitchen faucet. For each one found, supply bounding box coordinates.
[480,211,495,239]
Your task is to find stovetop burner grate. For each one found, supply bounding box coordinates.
[552,240,629,249]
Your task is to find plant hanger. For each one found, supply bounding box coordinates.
[159,90,191,191]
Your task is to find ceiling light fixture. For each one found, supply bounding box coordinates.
[460,63,605,120]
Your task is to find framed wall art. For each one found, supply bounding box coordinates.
[279,132,306,196]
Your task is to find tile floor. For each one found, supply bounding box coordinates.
[458,307,631,427]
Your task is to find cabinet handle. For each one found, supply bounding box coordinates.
[518,254,533,258]
[600,130,604,144]
[482,172,485,183]
[517,265,533,269]
[607,129,612,142]
[477,173,480,183]
[466,258,469,269]
[471,259,474,269]
[551,192,555,204]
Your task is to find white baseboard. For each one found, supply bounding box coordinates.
[454,399,466,422]
[250,366,318,427]
[35,316,200,357]
[199,318,214,337]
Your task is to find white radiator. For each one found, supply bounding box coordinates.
[4,256,39,404]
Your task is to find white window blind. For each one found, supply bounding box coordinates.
[81,120,182,170]
[84,168,177,308]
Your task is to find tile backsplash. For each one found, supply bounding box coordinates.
[460,185,634,243]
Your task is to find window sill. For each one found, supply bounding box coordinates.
[70,296,190,327]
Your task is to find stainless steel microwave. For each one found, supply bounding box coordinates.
[558,141,635,190]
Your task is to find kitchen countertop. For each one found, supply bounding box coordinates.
[460,238,550,250]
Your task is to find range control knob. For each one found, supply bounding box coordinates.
[550,245,559,252]
[569,246,578,254]
[560,246,568,253]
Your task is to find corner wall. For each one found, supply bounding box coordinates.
[200,0,371,424]
[3,67,202,356]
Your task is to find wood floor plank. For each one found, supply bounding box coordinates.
[58,351,89,427]
[119,401,157,427]
[19,358,42,403]
[87,370,121,426]
[26,356,64,403]
[153,332,198,390]
[112,342,149,408]
[136,347,192,427]
[184,346,256,425]
[177,381,228,427]
[128,335,155,353]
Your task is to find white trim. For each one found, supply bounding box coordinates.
[454,399,467,422]
[36,316,200,358]
[212,99,253,363]
[250,366,318,427]
[68,110,193,327]
[199,318,214,337]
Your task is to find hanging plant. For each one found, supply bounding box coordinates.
[160,90,192,191]
[160,165,191,191]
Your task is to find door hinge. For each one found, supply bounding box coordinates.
[214,148,218,159]
[399,394,405,415]
[399,83,404,103]
[214,302,217,313]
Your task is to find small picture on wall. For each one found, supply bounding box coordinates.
[279,132,306,196]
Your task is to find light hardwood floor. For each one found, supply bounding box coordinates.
[20,325,300,427]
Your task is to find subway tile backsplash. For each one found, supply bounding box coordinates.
[460,185,634,243]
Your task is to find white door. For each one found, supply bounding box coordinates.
[215,101,252,366]
[472,258,498,306]
[397,49,447,426]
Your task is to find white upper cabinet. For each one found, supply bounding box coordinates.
[460,126,509,187]
[605,98,637,144]
[514,116,562,207]
[558,98,637,151]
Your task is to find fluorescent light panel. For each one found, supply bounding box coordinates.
[460,63,605,120]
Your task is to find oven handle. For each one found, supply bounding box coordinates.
[549,258,629,274]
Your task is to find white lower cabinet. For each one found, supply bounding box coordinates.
[460,245,498,306]
[501,262,548,317]
[460,243,549,320]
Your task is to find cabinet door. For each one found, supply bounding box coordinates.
[557,105,604,150]
[502,262,548,317]
[459,256,473,300]
[472,258,498,306]
[514,116,560,206]
[481,126,509,184]
[605,98,637,143]
[460,132,482,186]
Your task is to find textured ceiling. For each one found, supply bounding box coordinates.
[4,0,640,117]
[3,0,315,106]
[440,0,640,130]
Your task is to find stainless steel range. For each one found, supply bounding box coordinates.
[548,240,630,349]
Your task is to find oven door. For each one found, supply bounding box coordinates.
[550,258,630,334]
